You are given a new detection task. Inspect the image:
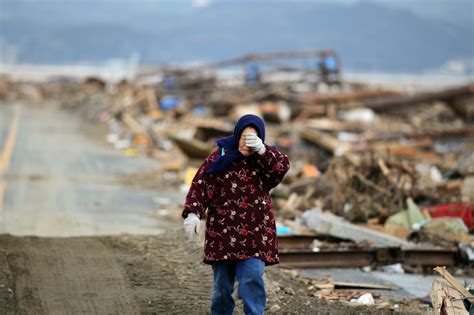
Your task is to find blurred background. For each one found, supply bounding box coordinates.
[0,1,474,313]
[1,0,473,81]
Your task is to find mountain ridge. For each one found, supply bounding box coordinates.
[0,0,472,72]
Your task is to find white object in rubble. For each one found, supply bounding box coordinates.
[379,263,405,274]
[459,243,474,261]
[338,132,359,142]
[339,108,375,124]
[114,139,131,150]
[180,184,190,193]
[415,163,430,175]
[159,139,173,151]
[351,293,375,305]
[311,240,321,252]
[430,166,444,183]
[334,146,349,157]
[269,304,281,312]
[106,133,119,144]
[292,82,312,93]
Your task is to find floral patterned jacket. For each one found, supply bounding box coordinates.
[182,144,290,266]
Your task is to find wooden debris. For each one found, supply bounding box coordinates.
[299,89,401,105]
[353,172,390,196]
[304,118,366,132]
[122,113,148,135]
[1,69,472,267]
[260,101,291,123]
[358,126,474,143]
[300,129,350,155]
[365,83,474,111]
[434,266,474,303]
[332,281,395,290]
[431,279,469,315]
[169,135,214,159]
[377,159,391,177]
[299,128,359,165]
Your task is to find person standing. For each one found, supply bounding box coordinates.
[182,114,290,315]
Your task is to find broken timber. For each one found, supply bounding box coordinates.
[299,129,359,165]
[434,266,474,303]
[364,83,474,111]
[169,134,214,159]
[360,126,474,143]
[298,89,401,105]
[332,281,395,290]
[431,279,469,315]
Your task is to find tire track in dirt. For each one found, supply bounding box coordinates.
[103,230,215,314]
[103,228,324,314]
[0,230,409,314]
[0,235,139,314]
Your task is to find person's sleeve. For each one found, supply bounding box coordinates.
[182,150,219,219]
[255,144,290,190]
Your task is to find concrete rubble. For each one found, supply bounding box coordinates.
[301,208,413,247]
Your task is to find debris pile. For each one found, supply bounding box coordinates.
[1,61,473,312]
[1,73,473,240]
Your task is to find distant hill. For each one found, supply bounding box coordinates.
[373,0,474,30]
[0,0,472,72]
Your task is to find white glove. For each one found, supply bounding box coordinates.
[245,133,266,155]
[183,213,200,238]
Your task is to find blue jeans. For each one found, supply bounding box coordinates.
[211,258,266,315]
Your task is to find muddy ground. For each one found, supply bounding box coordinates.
[0,226,430,314]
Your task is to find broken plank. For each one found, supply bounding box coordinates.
[122,112,148,135]
[299,128,359,165]
[431,279,469,315]
[169,134,214,159]
[361,126,474,143]
[434,266,474,303]
[300,129,350,155]
[298,89,401,105]
[332,281,395,290]
[304,118,366,132]
[365,84,474,111]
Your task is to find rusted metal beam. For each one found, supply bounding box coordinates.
[396,249,459,267]
[279,250,378,268]
[277,234,352,250]
[277,235,318,250]
[201,49,337,68]
[279,248,458,268]
[277,235,459,268]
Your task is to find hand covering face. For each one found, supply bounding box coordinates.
[206,114,266,174]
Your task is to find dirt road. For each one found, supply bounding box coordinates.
[0,103,181,236]
[1,229,344,314]
[0,236,139,313]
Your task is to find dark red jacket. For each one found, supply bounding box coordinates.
[182,145,290,265]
